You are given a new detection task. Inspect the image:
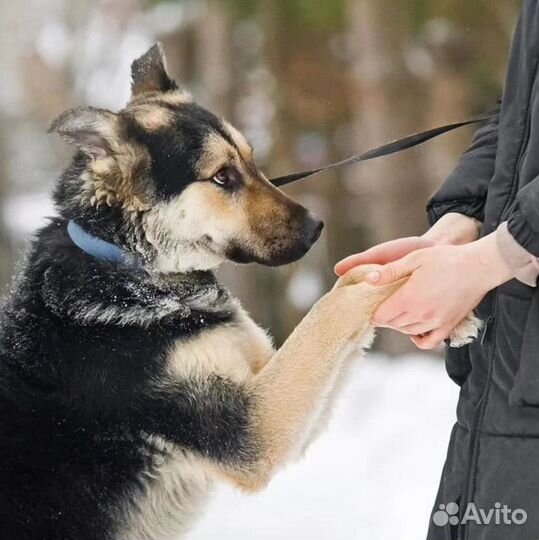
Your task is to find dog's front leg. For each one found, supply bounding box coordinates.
[222,277,401,491]
[292,269,397,455]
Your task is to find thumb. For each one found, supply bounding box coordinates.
[334,253,369,276]
[365,255,418,285]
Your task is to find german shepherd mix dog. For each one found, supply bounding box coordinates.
[0,44,479,540]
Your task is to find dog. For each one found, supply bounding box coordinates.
[0,43,480,540]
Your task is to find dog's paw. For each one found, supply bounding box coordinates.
[333,265,380,290]
[448,312,483,348]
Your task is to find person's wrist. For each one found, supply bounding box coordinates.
[466,232,516,290]
[423,213,481,246]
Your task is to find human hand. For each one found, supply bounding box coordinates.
[335,237,434,276]
[335,213,481,276]
[364,232,514,349]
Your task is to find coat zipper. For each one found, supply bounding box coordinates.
[458,301,497,540]
[457,60,539,540]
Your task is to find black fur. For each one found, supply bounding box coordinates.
[0,221,257,539]
[124,103,238,199]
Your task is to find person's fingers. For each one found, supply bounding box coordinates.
[372,288,408,326]
[334,237,431,276]
[398,321,436,336]
[364,252,421,286]
[376,311,414,329]
[410,329,448,350]
[334,253,371,276]
[335,241,404,276]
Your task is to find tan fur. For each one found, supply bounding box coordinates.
[223,120,254,161]
[195,122,257,182]
[78,141,153,213]
[448,313,483,346]
[224,278,402,491]
[164,304,274,384]
[131,104,176,131]
[127,89,193,126]
[197,127,306,263]
[143,182,250,273]
[121,442,213,540]
[194,131,297,239]
[196,132,239,180]
[127,90,192,108]
[157,91,193,107]
[244,177,300,246]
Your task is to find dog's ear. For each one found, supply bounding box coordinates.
[131,42,178,97]
[48,107,119,159]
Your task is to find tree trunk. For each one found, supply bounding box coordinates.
[347,0,430,354]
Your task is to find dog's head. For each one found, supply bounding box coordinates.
[50,44,323,273]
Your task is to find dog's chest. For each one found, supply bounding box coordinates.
[119,308,273,539]
[120,443,213,540]
[164,307,275,383]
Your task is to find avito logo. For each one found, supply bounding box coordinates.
[433,502,527,527]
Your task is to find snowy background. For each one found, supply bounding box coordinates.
[190,353,458,540]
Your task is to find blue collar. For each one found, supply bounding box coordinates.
[67,220,142,270]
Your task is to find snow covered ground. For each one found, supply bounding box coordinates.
[189,353,459,540]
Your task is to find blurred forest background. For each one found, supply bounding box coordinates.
[0,0,520,353]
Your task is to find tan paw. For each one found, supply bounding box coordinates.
[333,265,382,290]
[448,312,483,347]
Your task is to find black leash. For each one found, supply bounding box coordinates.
[270,110,497,187]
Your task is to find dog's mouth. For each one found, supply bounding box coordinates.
[226,218,324,267]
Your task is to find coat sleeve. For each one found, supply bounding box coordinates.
[426,106,500,226]
[506,176,539,257]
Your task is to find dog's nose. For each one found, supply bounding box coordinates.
[303,217,324,245]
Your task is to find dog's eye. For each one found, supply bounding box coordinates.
[212,167,237,188]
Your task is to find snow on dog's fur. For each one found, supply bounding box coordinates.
[0,44,479,540]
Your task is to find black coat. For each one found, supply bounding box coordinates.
[426,1,539,539]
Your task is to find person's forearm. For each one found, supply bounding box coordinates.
[423,212,482,246]
[424,213,539,287]
[496,222,539,287]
